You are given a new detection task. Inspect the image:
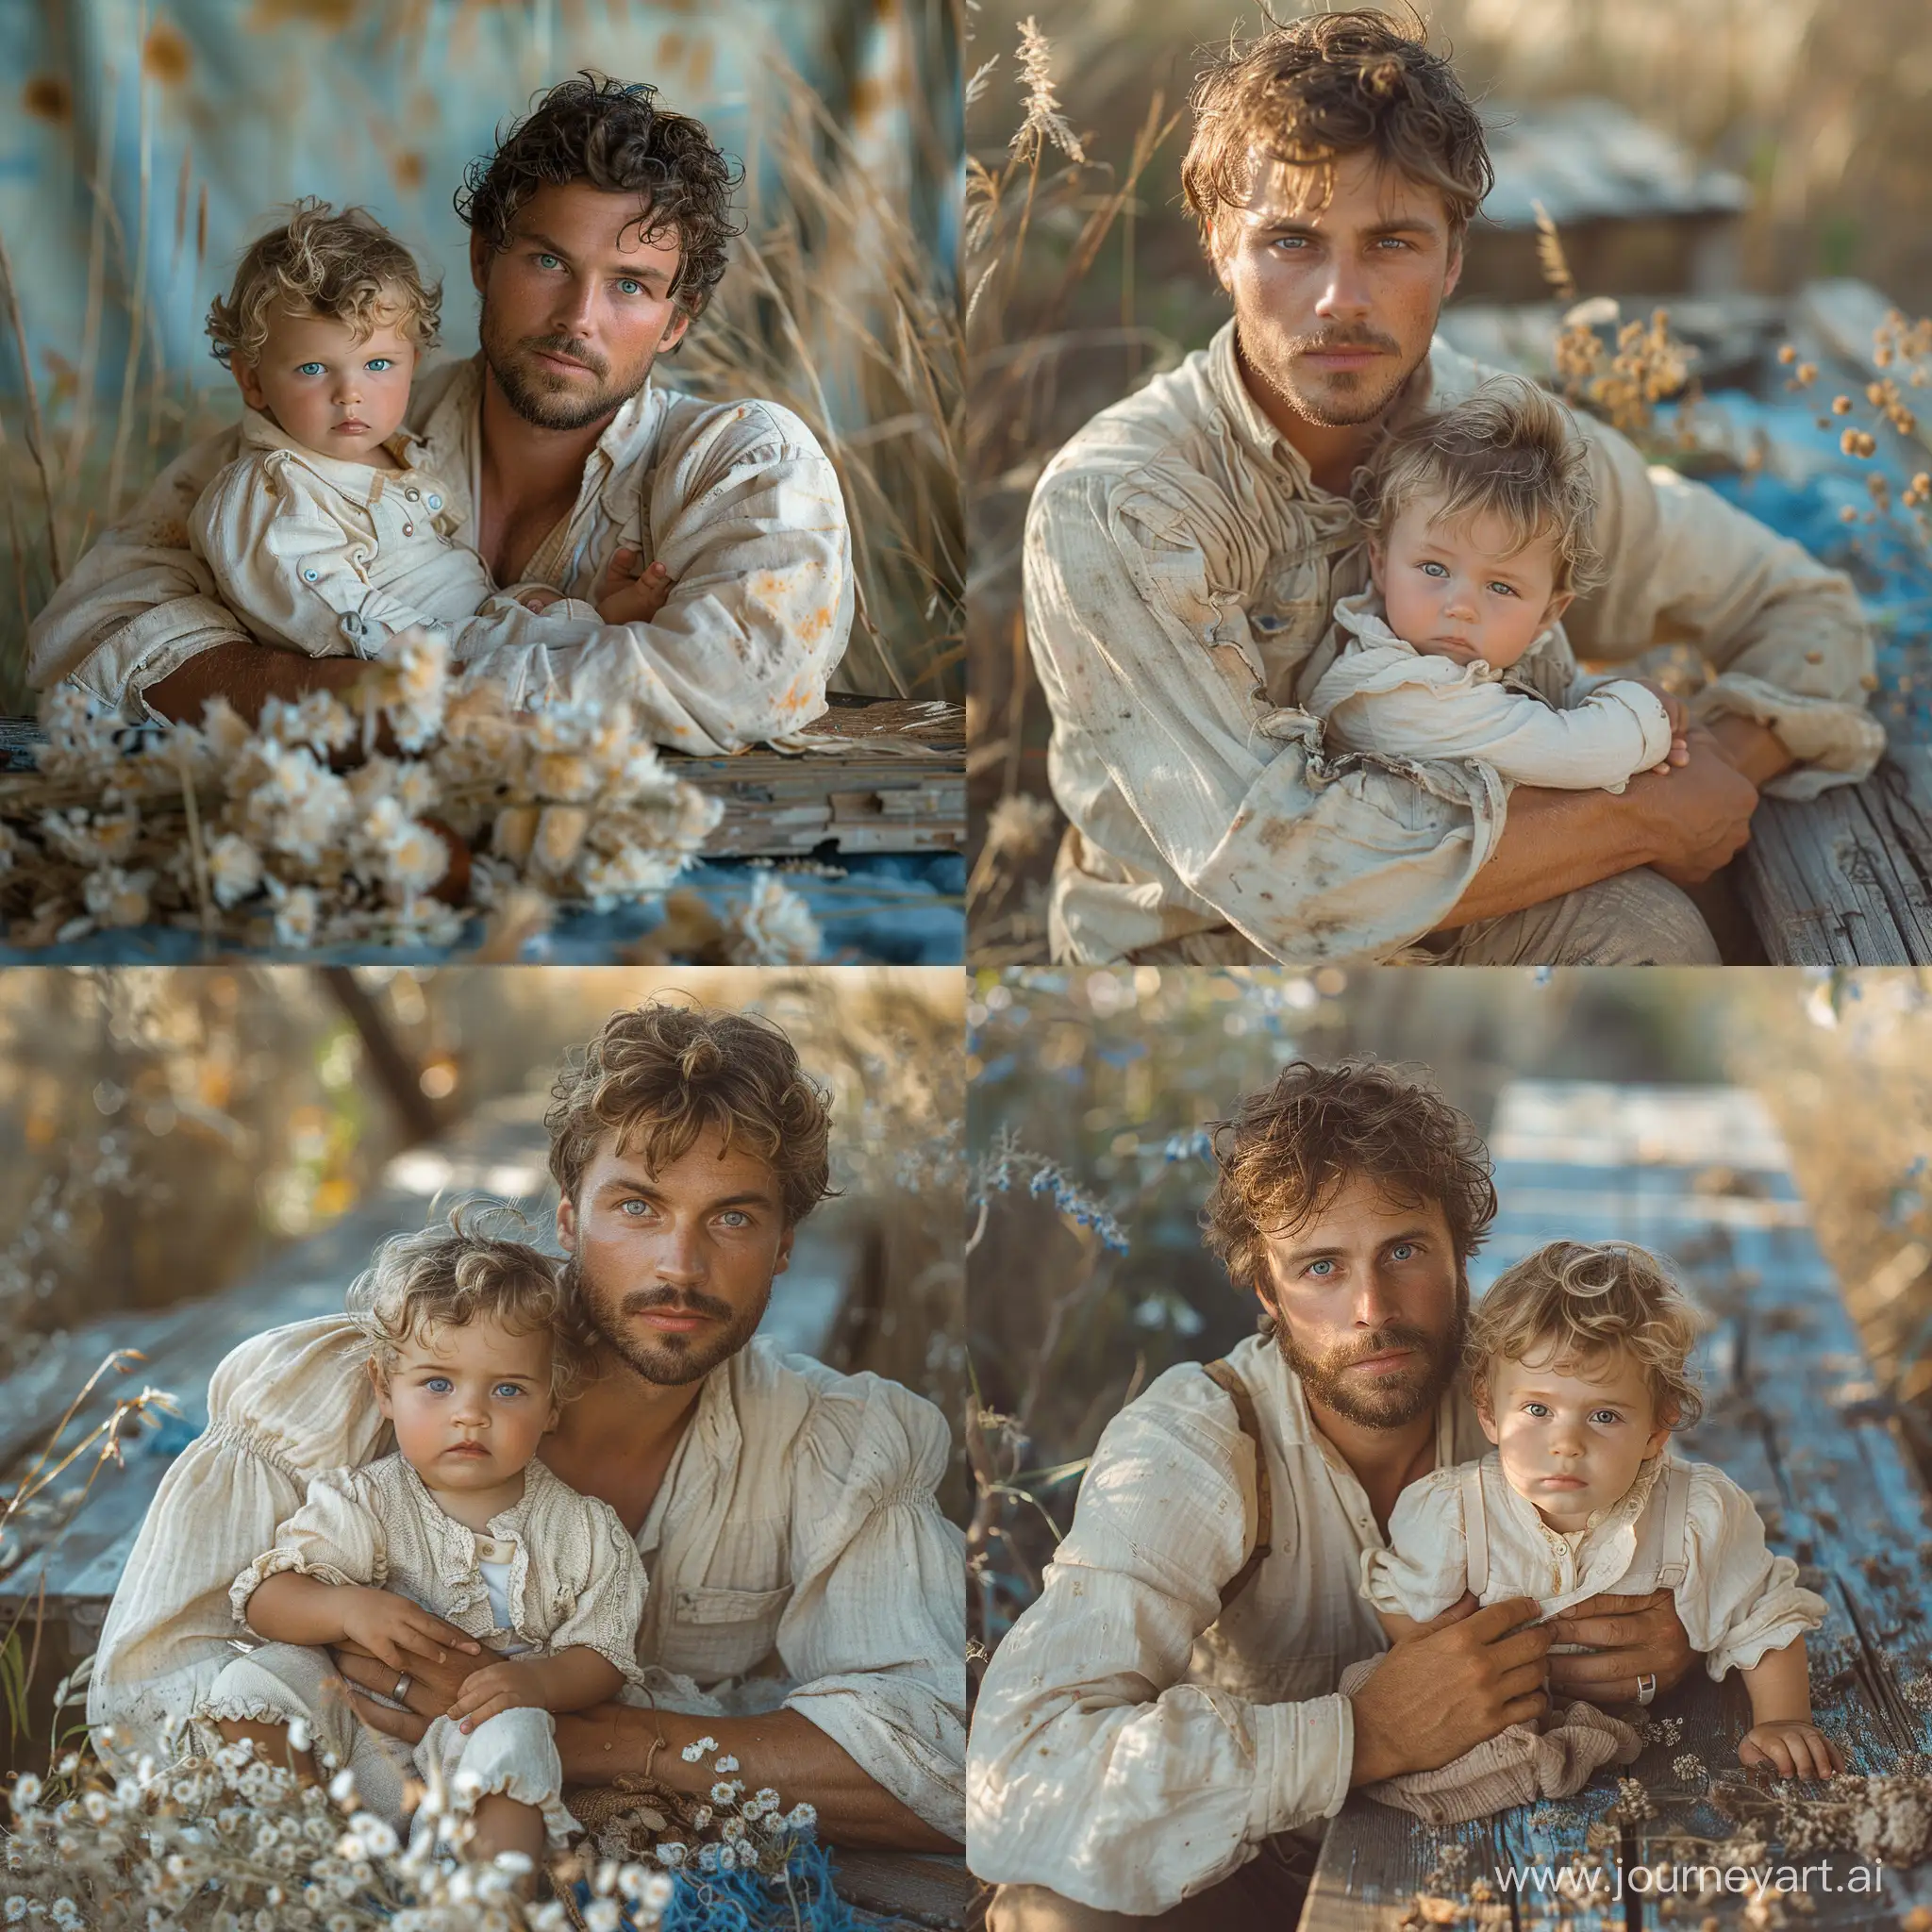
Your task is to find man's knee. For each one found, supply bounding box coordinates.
[985,1884,1138,1932]
[1447,866,1720,966]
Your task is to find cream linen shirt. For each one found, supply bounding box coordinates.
[187,408,605,662]
[1303,591,1674,794]
[966,1331,1491,1915]
[30,357,854,754]
[228,1452,653,1691]
[90,1317,966,1839]
[1361,1448,1827,1678]
[1024,320,1885,965]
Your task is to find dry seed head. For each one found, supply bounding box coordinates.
[1778,343,1798,364]
[1832,395,1853,414]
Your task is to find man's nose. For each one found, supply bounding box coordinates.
[1352,1269,1397,1325]
[550,273,599,340]
[654,1223,708,1286]
[1313,257,1373,322]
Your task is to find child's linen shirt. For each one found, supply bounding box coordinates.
[1301,591,1676,793]
[188,408,599,663]
[229,1450,651,1690]
[1359,1448,1827,1679]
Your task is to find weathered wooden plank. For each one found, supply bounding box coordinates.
[828,1851,975,1931]
[1307,1082,1932,1932]
[1740,751,1932,967]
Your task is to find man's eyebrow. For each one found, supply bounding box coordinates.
[1253,216,1441,239]
[517,226,674,285]
[595,1174,777,1210]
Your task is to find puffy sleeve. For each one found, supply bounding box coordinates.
[229,1465,388,1622]
[967,1364,1353,1916]
[545,1497,652,1691]
[1674,1463,1829,1679]
[87,1315,388,1772]
[1361,1466,1473,1620]
[774,1371,967,1844]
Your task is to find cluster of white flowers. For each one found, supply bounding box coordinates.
[3,632,724,950]
[3,1732,673,1932]
[595,1737,819,1882]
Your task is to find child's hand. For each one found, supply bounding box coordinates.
[1630,679,1691,773]
[1740,1719,1844,1781]
[338,1586,484,1674]
[596,545,673,625]
[448,1657,551,1732]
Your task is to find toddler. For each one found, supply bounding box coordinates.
[1352,1241,1838,1820]
[196,1213,650,1879]
[1299,379,1688,793]
[190,198,669,665]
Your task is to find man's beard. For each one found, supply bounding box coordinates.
[1277,1294,1467,1428]
[480,314,656,432]
[560,1248,770,1387]
[1236,323,1412,429]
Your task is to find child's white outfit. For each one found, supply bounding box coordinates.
[1343,1449,1827,1823]
[196,1453,650,1847]
[1300,590,1675,792]
[188,408,601,663]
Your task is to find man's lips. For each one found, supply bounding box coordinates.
[1302,347,1384,368]
[1350,1347,1414,1374]
[637,1306,718,1333]
[534,350,594,375]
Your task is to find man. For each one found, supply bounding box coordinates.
[90,1000,963,1850]
[29,75,852,757]
[1024,13,1881,966]
[967,1059,1698,1924]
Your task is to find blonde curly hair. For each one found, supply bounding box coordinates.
[1354,376,1605,599]
[207,196,441,370]
[1467,1240,1704,1430]
[346,1204,580,1408]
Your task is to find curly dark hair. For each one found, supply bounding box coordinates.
[1201,1058,1497,1295]
[455,73,743,321]
[1182,9,1493,259]
[545,999,836,1226]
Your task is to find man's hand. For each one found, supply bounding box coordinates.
[447,1658,550,1733]
[1543,1589,1697,1704]
[1624,728,1759,884]
[337,1588,483,1675]
[596,546,673,625]
[332,1633,475,1746]
[1348,1595,1552,1786]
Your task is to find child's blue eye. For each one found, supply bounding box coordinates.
[1590,1409,1623,1425]
[1488,581,1519,597]
[1420,560,1447,577]
[366,358,394,372]
[493,1382,525,1400]
[295,361,325,376]
[425,1376,452,1393]
[1523,1401,1549,1417]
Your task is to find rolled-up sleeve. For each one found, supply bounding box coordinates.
[1567,431,1885,797]
[458,404,853,755]
[774,1374,967,1842]
[1027,468,1507,965]
[966,1376,1355,1913]
[27,432,253,716]
[1677,1465,1829,1679]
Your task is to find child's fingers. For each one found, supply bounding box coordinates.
[458,1694,514,1733]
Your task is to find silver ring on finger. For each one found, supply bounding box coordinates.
[392,1671,412,1703]
[1635,1672,1657,1707]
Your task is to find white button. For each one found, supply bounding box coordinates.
[402,523,414,536]
[405,487,420,501]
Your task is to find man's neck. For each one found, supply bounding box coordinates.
[540,1344,711,1534]
[1233,334,1392,498]
[473,363,621,580]
[1306,1391,1440,1537]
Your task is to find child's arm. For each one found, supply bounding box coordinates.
[445,1645,625,1732]
[1738,1636,1844,1780]
[1375,1607,1430,1643]
[245,1569,483,1670]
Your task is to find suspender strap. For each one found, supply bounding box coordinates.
[1460,1461,1491,1599]
[1202,1357,1274,1613]
[1654,1460,1691,1590]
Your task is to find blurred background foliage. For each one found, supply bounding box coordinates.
[964,0,1932,958]
[0,0,962,706]
[965,965,1932,1657]
[0,966,966,1500]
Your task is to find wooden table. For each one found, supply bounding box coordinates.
[1302,1080,1932,1932]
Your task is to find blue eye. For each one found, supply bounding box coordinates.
[616,278,643,296]
[1523,1401,1549,1417]
[295,361,325,376]
[1389,1242,1416,1260]
[535,253,562,270]
[1590,1409,1623,1425]
[493,1382,525,1400]
[1420,560,1447,577]
[1488,581,1519,598]
[620,1198,651,1216]
[366,358,394,372]
[1307,1257,1337,1277]
[719,1210,750,1228]
[425,1376,452,1393]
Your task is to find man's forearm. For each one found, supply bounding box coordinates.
[1706,713,1797,789]
[1436,786,1652,929]
[554,1703,958,1853]
[144,639,366,727]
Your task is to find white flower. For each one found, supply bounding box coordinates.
[658,1840,688,1866]
[711,1780,738,1806]
[83,863,156,927]
[755,1787,779,1807]
[785,1801,818,1830]
[585,1904,622,1932]
[286,1716,312,1753]
[714,1755,740,1774]
[721,873,821,964]
[638,1872,674,1910]
[267,880,322,948]
[11,1773,42,1808]
[678,1744,705,1764]
[531,804,591,873]
[328,1769,358,1805]
[350,1811,398,1857]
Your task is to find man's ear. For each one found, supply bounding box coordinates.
[773,1224,795,1280]
[231,357,267,413]
[470,229,494,301]
[1473,1379,1499,1445]
[1442,229,1464,306]
[658,305,692,358]
[556,1191,579,1256]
